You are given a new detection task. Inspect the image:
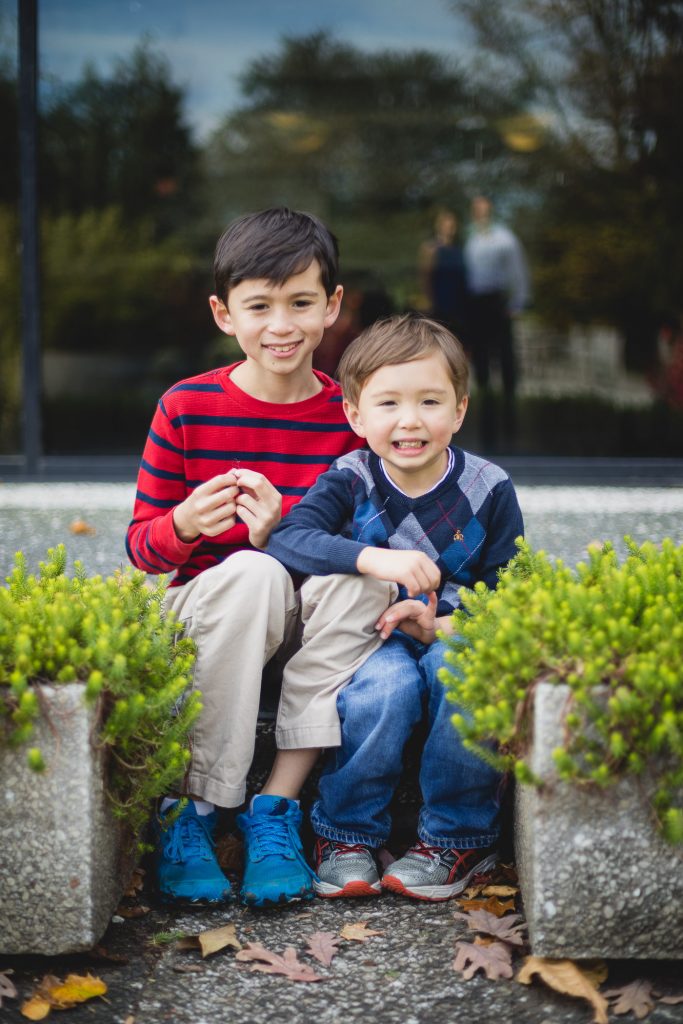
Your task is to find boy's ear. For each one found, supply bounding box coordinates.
[452,395,469,434]
[343,398,367,438]
[324,285,344,329]
[209,295,235,336]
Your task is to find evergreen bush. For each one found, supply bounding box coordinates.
[0,545,199,838]
[440,537,683,844]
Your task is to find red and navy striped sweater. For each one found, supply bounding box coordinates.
[126,364,362,586]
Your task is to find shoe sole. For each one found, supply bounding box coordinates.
[241,887,315,908]
[314,879,381,898]
[381,853,498,902]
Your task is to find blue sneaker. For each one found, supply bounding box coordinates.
[155,800,233,903]
[236,795,316,907]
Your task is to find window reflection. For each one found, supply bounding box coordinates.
[4,0,681,457]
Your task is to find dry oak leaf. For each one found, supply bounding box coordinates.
[69,518,96,536]
[517,957,608,1024]
[0,969,17,1007]
[215,833,243,873]
[339,921,384,942]
[176,923,242,958]
[453,940,513,980]
[603,980,656,1019]
[123,867,145,897]
[236,942,323,982]
[306,932,342,967]
[457,896,516,917]
[454,909,527,946]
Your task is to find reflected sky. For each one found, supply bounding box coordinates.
[39,0,471,137]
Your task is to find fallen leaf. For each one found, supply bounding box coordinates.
[581,961,608,988]
[495,863,519,883]
[236,942,323,982]
[604,980,656,1019]
[124,1017,135,1024]
[173,964,204,975]
[305,932,341,967]
[215,834,243,873]
[115,904,150,918]
[20,995,52,1020]
[90,946,130,964]
[461,883,485,899]
[197,923,242,958]
[69,518,96,536]
[0,969,17,1007]
[43,973,108,1007]
[453,940,513,980]
[658,993,683,1005]
[518,957,608,1024]
[124,868,145,897]
[339,921,384,942]
[457,896,516,917]
[481,884,518,897]
[454,909,527,946]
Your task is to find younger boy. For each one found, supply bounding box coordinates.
[266,313,524,900]
[126,208,394,907]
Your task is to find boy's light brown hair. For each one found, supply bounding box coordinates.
[338,313,470,406]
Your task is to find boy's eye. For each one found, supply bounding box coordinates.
[423,399,440,406]
[247,303,268,312]
[379,400,397,407]
[293,299,314,309]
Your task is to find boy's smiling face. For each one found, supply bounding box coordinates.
[344,350,468,496]
[209,261,342,397]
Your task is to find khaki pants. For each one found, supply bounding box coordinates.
[164,551,395,808]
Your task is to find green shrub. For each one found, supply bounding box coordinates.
[440,537,683,843]
[0,545,200,839]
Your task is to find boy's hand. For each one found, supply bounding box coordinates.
[356,547,440,597]
[233,468,282,549]
[375,592,438,643]
[173,472,239,542]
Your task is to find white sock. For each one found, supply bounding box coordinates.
[160,796,215,816]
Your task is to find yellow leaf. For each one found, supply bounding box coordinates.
[481,884,518,897]
[197,923,242,958]
[517,957,609,1024]
[69,519,96,536]
[339,921,384,942]
[45,973,107,1007]
[457,896,516,917]
[20,996,52,1020]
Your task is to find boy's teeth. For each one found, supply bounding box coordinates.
[396,441,423,448]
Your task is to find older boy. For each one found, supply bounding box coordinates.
[266,313,523,900]
[127,208,394,906]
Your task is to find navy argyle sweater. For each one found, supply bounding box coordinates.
[266,446,524,615]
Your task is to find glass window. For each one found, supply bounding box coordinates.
[18,0,683,457]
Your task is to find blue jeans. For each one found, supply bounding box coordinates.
[310,635,502,850]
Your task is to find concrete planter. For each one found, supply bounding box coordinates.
[515,683,683,959]
[0,684,136,955]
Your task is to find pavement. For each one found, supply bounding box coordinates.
[1,481,683,1024]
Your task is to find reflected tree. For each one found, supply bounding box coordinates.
[453,0,683,366]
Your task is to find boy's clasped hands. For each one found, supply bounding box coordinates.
[172,469,282,549]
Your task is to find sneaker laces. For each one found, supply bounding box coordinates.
[332,842,371,857]
[164,813,214,863]
[248,817,318,880]
[406,840,443,861]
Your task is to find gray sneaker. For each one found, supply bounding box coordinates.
[313,838,381,898]
[381,840,497,901]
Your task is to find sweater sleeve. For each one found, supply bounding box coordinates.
[476,478,525,590]
[125,400,201,574]
[266,467,370,576]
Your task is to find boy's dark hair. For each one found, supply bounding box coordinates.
[338,313,470,406]
[213,207,339,301]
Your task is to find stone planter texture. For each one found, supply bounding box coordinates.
[0,684,135,955]
[515,683,683,959]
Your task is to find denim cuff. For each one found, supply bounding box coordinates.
[310,810,387,850]
[418,819,500,850]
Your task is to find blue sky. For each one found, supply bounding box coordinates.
[36,0,472,138]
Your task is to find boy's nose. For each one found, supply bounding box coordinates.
[398,406,422,427]
[268,309,295,335]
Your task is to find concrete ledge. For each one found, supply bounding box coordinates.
[515,683,683,959]
[0,684,136,955]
